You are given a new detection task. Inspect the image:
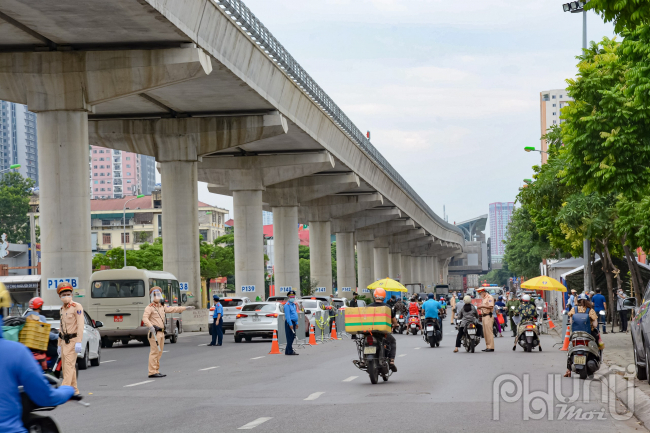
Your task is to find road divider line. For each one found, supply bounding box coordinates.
[124,380,154,388]
[199,366,219,371]
[304,392,325,401]
[162,350,168,353]
[238,417,273,430]
[197,343,208,346]
[342,376,358,382]
[100,360,116,363]
[414,347,420,350]
[251,356,265,360]
[398,354,407,357]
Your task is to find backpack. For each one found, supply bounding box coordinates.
[571,307,592,333]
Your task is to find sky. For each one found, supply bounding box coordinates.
[173,0,617,232]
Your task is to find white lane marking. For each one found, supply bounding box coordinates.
[304,392,325,401]
[251,356,265,360]
[398,354,407,357]
[238,417,273,430]
[199,366,219,371]
[124,380,154,388]
[198,343,208,346]
[414,347,420,350]
[100,360,116,363]
[162,351,168,353]
[342,376,358,382]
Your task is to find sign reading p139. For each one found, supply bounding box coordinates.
[47,278,79,291]
[341,287,351,292]
[279,286,292,293]
[315,287,326,293]
[242,285,255,292]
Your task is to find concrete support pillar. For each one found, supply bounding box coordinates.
[401,255,412,287]
[433,258,440,285]
[234,190,265,300]
[373,246,389,281]
[336,232,356,298]
[38,111,92,306]
[411,256,422,285]
[160,160,201,307]
[426,256,435,290]
[389,252,402,282]
[273,206,299,293]
[442,258,450,284]
[309,221,333,295]
[357,240,375,294]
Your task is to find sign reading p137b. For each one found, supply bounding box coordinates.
[241,285,256,292]
[315,287,327,293]
[179,282,189,292]
[47,278,79,291]
[278,286,292,293]
[341,287,351,292]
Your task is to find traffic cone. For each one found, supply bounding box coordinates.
[309,324,317,346]
[331,320,338,340]
[269,330,281,355]
[548,318,556,330]
[560,325,571,351]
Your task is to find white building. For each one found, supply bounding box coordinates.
[540,89,573,164]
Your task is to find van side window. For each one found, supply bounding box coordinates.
[91,280,145,298]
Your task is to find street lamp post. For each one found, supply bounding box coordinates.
[123,194,145,268]
[524,146,547,155]
[0,164,21,174]
[562,1,591,292]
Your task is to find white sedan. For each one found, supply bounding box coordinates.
[233,302,282,343]
[23,306,103,370]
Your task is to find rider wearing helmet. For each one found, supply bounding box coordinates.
[25,297,47,323]
[0,283,76,432]
[369,288,398,372]
[512,294,541,351]
[422,293,442,320]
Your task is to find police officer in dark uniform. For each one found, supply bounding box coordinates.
[284,291,299,355]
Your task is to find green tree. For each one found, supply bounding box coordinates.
[587,0,650,33]
[503,207,554,279]
[200,238,235,281]
[0,172,37,244]
[485,266,513,286]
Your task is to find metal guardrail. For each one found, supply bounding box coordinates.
[216,0,462,238]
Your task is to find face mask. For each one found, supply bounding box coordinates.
[288,297,295,303]
[60,294,72,304]
[151,290,163,304]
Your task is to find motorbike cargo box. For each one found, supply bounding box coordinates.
[19,319,51,352]
[344,306,391,334]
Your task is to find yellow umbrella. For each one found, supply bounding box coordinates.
[520,275,566,292]
[367,278,408,292]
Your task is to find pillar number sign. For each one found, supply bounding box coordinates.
[362,288,370,293]
[242,285,255,292]
[278,286,292,293]
[315,287,326,293]
[179,282,189,292]
[341,287,351,292]
[47,278,79,291]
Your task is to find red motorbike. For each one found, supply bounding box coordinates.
[408,314,422,335]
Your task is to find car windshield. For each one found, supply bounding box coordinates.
[267,297,286,301]
[242,304,277,312]
[221,299,243,307]
[300,300,318,309]
[333,300,345,308]
[91,280,145,298]
[41,310,61,321]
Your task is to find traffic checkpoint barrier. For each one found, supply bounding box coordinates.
[269,330,281,355]
[314,310,331,343]
[331,320,338,340]
[308,324,317,345]
[277,312,308,351]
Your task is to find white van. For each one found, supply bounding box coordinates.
[88,267,187,347]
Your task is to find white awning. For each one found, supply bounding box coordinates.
[0,275,41,290]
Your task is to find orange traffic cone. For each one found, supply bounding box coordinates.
[309,324,317,346]
[548,318,556,330]
[331,320,338,340]
[269,330,281,354]
[560,325,571,351]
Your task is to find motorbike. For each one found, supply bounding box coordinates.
[422,317,442,347]
[352,332,393,384]
[22,374,89,433]
[408,314,422,335]
[565,310,604,379]
[516,320,541,352]
[461,322,481,353]
[394,312,407,334]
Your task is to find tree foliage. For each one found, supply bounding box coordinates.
[503,207,553,279]
[587,0,650,34]
[0,173,37,244]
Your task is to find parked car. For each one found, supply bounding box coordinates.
[628,290,650,383]
[208,297,250,332]
[266,296,288,303]
[234,302,282,343]
[23,306,103,370]
[301,296,331,306]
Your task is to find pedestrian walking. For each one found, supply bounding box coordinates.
[591,289,607,334]
[477,288,495,352]
[566,289,577,312]
[616,289,629,333]
[142,286,194,377]
[56,282,84,395]
[284,290,299,355]
[208,295,223,346]
[506,294,520,337]
[350,292,359,307]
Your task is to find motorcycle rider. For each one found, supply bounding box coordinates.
[495,295,506,335]
[512,294,541,351]
[564,293,601,376]
[506,293,521,337]
[422,293,442,326]
[454,295,480,352]
[368,288,397,372]
[0,283,76,433]
[393,297,408,332]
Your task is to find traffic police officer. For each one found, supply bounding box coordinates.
[57,282,84,394]
[209,295,223,346]
[477,287,495,352]
[284,290,299,355]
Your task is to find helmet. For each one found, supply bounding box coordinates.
[56,281,73,295]
[29,297,44,310]
[427,293,434,299]
[522,294,530,302]
[463,295,471,303]
[373,288,386,302]
[0,282,9,309]
[498,296,503,300]
[578,293,589,301]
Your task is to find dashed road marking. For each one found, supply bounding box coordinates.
[162,351,168,353]
[199,366,219,371]
[238,417,273,430]
[342,376,358,382]
[251,356,265,360]
[398,354,407,357]
[198,343,208,346]
[414,347,421,350]
[304,392,325,401]
[124,380,154,388]
[100,360,116,363]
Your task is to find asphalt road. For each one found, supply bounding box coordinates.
[52,326,642,433]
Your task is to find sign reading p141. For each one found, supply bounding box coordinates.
[179,282,189,292]
[278,286,292,293]
[341,287,351,292]
[361,288,370,293]
[47,278,79,291]
[242,285,255,292]
[315,287,327,293]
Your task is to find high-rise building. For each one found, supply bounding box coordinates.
[540,89,573,164]
[89,146,157,199]
[489,202,514,261]
[0,101,38,185]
